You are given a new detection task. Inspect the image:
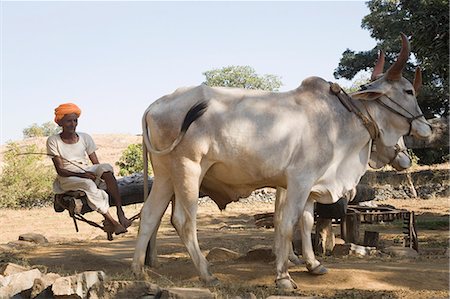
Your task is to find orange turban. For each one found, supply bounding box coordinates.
[54,103,81,123]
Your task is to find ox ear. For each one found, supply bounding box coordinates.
[413,67,422,94]
[351,89,384,101]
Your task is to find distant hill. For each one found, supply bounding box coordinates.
[0,134,142,176]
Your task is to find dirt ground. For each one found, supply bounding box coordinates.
[1,136,448,298]
[1,197,448,298]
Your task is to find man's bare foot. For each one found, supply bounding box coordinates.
[119,215,132,229]
[104,219,128,235]
[113,222,128,235]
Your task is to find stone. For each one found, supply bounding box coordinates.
[206,247,240,262]
[332,244,352,256]
[266,296,317,299]
[332,243,377,257]
[52,271,106,298]
[19,233,49,244]
[0,263,29,276]
[0,268,42,298]
[31,273,61,298]
[350,243,377,256]
[382,246,419,258]
[243,245,275,262]
[6,240,36,248]
[232,293,257,299]
[104,281,160,299]
[160,287,214,299]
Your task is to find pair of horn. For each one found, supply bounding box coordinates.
[371,33,422,93]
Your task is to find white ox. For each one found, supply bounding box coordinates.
[133,34,431,289]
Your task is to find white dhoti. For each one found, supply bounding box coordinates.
[53,163,113,214]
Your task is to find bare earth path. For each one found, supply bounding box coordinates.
[1,199,448,298]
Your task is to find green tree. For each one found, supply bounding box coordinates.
[0,143,54,208]
[203,65,282,91]
[23,121,60,138]
[116,143,152,176]
[334,0,449,118]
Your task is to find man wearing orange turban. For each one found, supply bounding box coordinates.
[54,103,82,124]
[47,103,131,235]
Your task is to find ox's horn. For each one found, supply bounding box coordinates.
[413,67,422,94]
[371,50,385,81]
[385,33,410,81]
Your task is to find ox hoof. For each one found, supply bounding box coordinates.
[307,263,328,275]
[131,265,145,280]
[275,276,298,290]
[288,254,303,266]
[201,276,220,287]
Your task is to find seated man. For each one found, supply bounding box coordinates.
[46,103,131,235]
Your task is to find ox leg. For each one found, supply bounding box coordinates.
[132,177,173,278]
[275,187,302,265]
[171,163,218,286]
[274,184,309,290]
[300,198,328,275]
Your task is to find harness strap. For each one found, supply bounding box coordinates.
[330,82,379,140]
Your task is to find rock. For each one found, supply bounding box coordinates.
[332,243,377,257]
[243,245,275,262]
[382,246,419,258]
[335,237,345,245]
[232,293,257,299]
[206,247,240,262]
[266,296,317,299]
[103,281,160,299]
[6,240,36,248]
[160,287,215,299]
[52,271,106,298]
[31,273,61,298]
[0,263,29,276]
[0,268,42,298]
[445,248,450,258]
[19,233,49,244]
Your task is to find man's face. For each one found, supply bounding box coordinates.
[59,113,78,133]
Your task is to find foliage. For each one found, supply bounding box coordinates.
[203,65,282,91]
[116,143,152,176]
[0,143,54,208]
[334,0,449,118]
[23,121,60,138]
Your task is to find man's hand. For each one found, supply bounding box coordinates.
[82,171,97,181]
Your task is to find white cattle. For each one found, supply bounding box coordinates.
[133,34,431,289]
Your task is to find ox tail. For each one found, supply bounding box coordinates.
[141,101,208,199]
[142,106,151,200]
[142,101,208,157]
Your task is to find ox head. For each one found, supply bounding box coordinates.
[350,33,432,147]
[369,137,411,171]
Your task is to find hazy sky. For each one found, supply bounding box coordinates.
[1,1,377,144]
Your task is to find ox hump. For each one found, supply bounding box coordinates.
[297,76,329,92]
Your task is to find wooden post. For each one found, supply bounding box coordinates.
[343,213,360,244]
[364,231,379,247]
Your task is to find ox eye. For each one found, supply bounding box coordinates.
[405,89,414,95]
[359,84,368,91]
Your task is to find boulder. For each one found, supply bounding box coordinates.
[52,271,106,298]
[160,287,215,299]
[382,246,419,258]
[206,247,240,262]
[103,281,160,299]
[31,273,61,298]
[0,262,29,276]
[19,233,49,244]
[0,268,42,298]
[332,243,377,257]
